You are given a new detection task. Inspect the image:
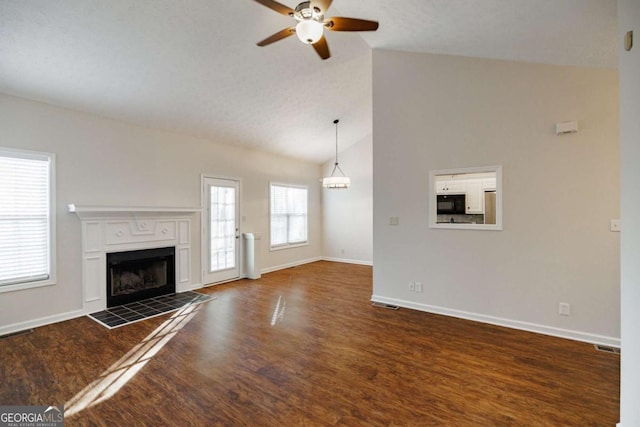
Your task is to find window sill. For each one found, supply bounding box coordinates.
[270,242,309,252]
[0,278,56,294]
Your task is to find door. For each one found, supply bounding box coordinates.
[203,177,240,284]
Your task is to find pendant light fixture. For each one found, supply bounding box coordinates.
[322,119,350,189]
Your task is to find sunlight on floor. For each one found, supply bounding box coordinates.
[64,303,201,417]
[270,295,286,326]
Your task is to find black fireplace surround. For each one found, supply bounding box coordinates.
[106,246,176,308]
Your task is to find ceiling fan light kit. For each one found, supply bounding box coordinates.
[323,119,350,189]
[253,0,379,60]
[296,19,324,44]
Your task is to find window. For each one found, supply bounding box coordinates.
[270,183,308,249]
[0,147,55,292]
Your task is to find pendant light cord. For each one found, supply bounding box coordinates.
[334,119,339,166]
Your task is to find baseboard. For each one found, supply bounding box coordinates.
[370,295,621,348]
[260,256,323,274]
[202,277,245,287]
[0,309,86,337]
[322,257,373,266]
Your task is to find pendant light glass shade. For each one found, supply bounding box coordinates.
[323,119,350,189]
[322,175,351,189]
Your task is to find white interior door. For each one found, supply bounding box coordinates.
[203,177,240,285]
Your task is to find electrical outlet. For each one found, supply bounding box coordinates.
[409,282,415,291]
[559,302,570,316]
[415,282,423,293]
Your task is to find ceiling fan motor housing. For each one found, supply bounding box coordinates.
[295,1,323,17]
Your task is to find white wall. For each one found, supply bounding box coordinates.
[0,93,322,331]
[322,135,373,265]
[372,50,620,345]
[618,0,640,424]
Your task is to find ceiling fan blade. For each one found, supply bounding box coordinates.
[252,0,295,17]
[312,35,331,60]
[310,0,333,13]
[257,27,296,46]
[326,17,379,32]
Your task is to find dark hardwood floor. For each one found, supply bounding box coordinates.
[0,261,619,426]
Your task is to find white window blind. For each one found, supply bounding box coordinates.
[270,184,308,248]
[0,150,52,287]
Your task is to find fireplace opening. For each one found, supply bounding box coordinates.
[106,246,176,308]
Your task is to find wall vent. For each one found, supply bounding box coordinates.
[594,344,620,354]
[371,302,399,310]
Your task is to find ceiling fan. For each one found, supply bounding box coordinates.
[253,0,379,60]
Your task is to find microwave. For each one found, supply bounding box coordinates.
[437,194,466,214]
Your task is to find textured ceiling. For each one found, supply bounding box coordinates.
[0,0,617,163]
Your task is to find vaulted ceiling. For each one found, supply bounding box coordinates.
[0,0,617,163]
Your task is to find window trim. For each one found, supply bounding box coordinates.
[269,182,309,251]
[0,146,56,294]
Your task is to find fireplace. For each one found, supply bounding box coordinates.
[106,246,176,308]
[69,205,197,313]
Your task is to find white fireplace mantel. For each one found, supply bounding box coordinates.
[68,204,201,219]
[68,204,201,314]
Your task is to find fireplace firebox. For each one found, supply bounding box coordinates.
[106,246,176,308]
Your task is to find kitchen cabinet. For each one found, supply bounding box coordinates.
[435,179,467,194]
[465,180,484,214]
[482,177,496,191]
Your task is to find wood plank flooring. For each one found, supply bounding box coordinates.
[0,261,619,426]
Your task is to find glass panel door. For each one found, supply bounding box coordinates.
[203,177,240,284]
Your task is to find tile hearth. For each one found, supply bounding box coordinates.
[88,291,213,329]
